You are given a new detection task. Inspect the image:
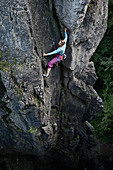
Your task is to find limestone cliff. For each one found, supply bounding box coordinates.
[0,0,108,168]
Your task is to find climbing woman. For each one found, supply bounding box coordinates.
[43,28,68,78]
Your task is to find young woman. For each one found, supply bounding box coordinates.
[43,28,68,77]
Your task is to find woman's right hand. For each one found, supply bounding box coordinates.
[43,53,48,56]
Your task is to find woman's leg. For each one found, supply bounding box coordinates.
[46,68,51,77]
[44,57,58,77]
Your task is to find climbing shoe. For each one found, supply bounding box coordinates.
[43,74,48,78]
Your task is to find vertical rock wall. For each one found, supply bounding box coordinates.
[0,0,108,168]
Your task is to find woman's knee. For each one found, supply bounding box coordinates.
[47,62,52,68]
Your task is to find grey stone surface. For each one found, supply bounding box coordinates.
[53,0,91,31]
[0,0,108,168]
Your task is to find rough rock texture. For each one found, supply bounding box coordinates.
[0,0,108,169]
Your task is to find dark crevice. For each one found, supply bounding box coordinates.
[0,101,11,115]
[8,1,14,24]
[0,161,8,170]
[0,75,11,115]
[48,1,67,114]
[10,70,19,87]
[24,7,27,11]
[44,79,49,88]
[10,17,13,21]
[25,3,40,57]
[33,41,39,56]
[0,75,6,98]
[29,26,33,37]
[50,1,62,38]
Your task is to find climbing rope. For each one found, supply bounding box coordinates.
[54,65,61,130]
[54,66,60,112]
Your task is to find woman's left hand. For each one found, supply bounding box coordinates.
[64,28,67,32]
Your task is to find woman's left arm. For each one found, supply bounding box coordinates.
[64,28,68,43]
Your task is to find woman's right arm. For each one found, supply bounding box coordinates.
[43,48,61,56]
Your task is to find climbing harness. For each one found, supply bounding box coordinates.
[55,54,67,68]
[57,55,63,63]
[56,53,67,63]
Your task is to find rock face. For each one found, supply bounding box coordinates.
[0,0,108,169]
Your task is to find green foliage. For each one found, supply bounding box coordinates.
[0,51,9,71]
[90,0,113,143]
[0,51,3,58]
[90,0,113,100]
[93,55,113,100]
[88,0,99,11]
[13,58,17,65]
[91,94,113,143]
[29,126,38,135]
[60,111,64,118]
[77,135,80,139]
[14,85,23,100]
[0,59,11,71]
[0,51,18,71]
